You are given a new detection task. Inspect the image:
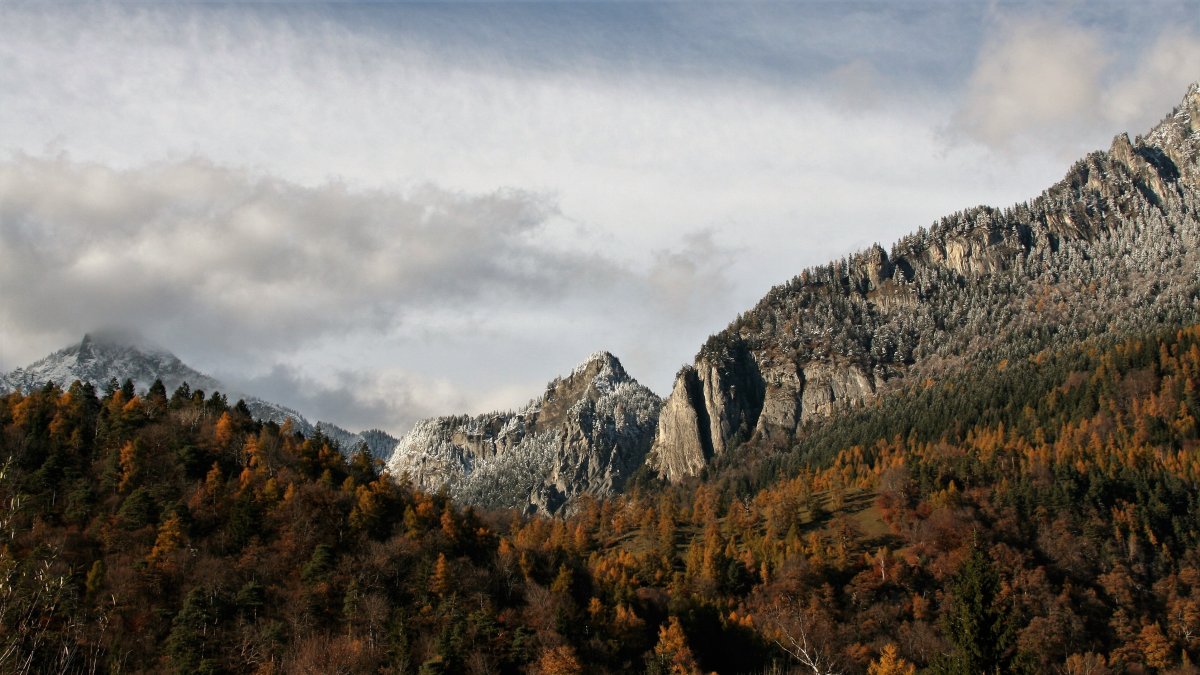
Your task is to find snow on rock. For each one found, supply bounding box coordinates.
[6,333,222,396]
[2,334,395,459]
[387,351,661,515]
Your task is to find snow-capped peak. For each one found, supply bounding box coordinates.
[2,335,395,458]
[7,334,220,396]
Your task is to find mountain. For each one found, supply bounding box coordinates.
[317,423,399,460]
[386,352,660,514]
[2,333,396,458]
[6,332,223,396]
[648,82,1200,480]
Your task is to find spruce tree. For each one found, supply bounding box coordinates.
[933,538,1014,674]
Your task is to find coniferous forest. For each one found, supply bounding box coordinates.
[4,324,1200,673]
[6,3,1200,674]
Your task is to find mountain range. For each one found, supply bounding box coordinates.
[4,83,1199,516]
[7,82,1200,674]
[0,332,397,459]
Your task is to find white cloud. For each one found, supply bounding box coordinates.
[0,152,741,430]
[0,154,605,361]
[827,59,886,112]
[1105,28,1200,135]
[647,230,736,318]
[227,363,466,434]
[952,12,1200,157]
[953,15,1111,152]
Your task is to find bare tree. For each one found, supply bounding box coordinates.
[758,596,843,675]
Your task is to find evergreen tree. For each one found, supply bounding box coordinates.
[933,538,1014,674]
[167,587,223,674]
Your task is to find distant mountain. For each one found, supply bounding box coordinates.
[386,352,660,514]
[649,82,1200,480]
[318,423,399,460]
[7,332,222,396]
[1,333,396,458]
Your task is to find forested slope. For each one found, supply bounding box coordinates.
[5,322,1200,672]
[648,84,1200,481]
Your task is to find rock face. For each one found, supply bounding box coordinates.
[387,352,661,514]
[648,83,1200,481]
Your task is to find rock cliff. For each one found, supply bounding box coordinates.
[648,82,1200,481]
[386,352,660,514]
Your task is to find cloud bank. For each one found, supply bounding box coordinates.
[0,153,734,431]
[0,155,609,356]
[953,12,1200,156]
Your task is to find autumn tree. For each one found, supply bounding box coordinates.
[649,616,701,675]
[868,644,916,675]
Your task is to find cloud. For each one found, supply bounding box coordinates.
[1105,28,1200,134]
[0,154,613,363]
[827,59,886,112]
[951,12,1200,156]
[3,1,1196,430]
[0,151,744,429]
[647,230,736,318]
[227,363,466,435]
[952,15,1111,151]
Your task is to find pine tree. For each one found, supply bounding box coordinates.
[167,587,222,673]
[933,539,1014,674]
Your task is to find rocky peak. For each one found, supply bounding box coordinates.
[1139,82,1200,187]
[552,350,626,393]
[387,351,662,514]
[6,333,218,396]
[849,244,894,292]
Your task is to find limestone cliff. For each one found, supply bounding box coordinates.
[648,83,1200,481]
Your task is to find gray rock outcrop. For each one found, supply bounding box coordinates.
[387,352,661,514]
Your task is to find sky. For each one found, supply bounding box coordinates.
[2,1,1199,435]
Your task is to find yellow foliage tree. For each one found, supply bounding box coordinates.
[117,440,141,494]
[215,412,235,447]
[867,643,915,675]
[1138,623,1173,670]
[440,506,459,541]
[430,552,451,598]
[532,644,583,675]
[653,616,701,675]
[147,511,185,569]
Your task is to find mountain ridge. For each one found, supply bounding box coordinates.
[1,334,397,458]
[647,81,1200,480]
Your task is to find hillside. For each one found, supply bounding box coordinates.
[4,321,1200,673]
[649,83,1200,480]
